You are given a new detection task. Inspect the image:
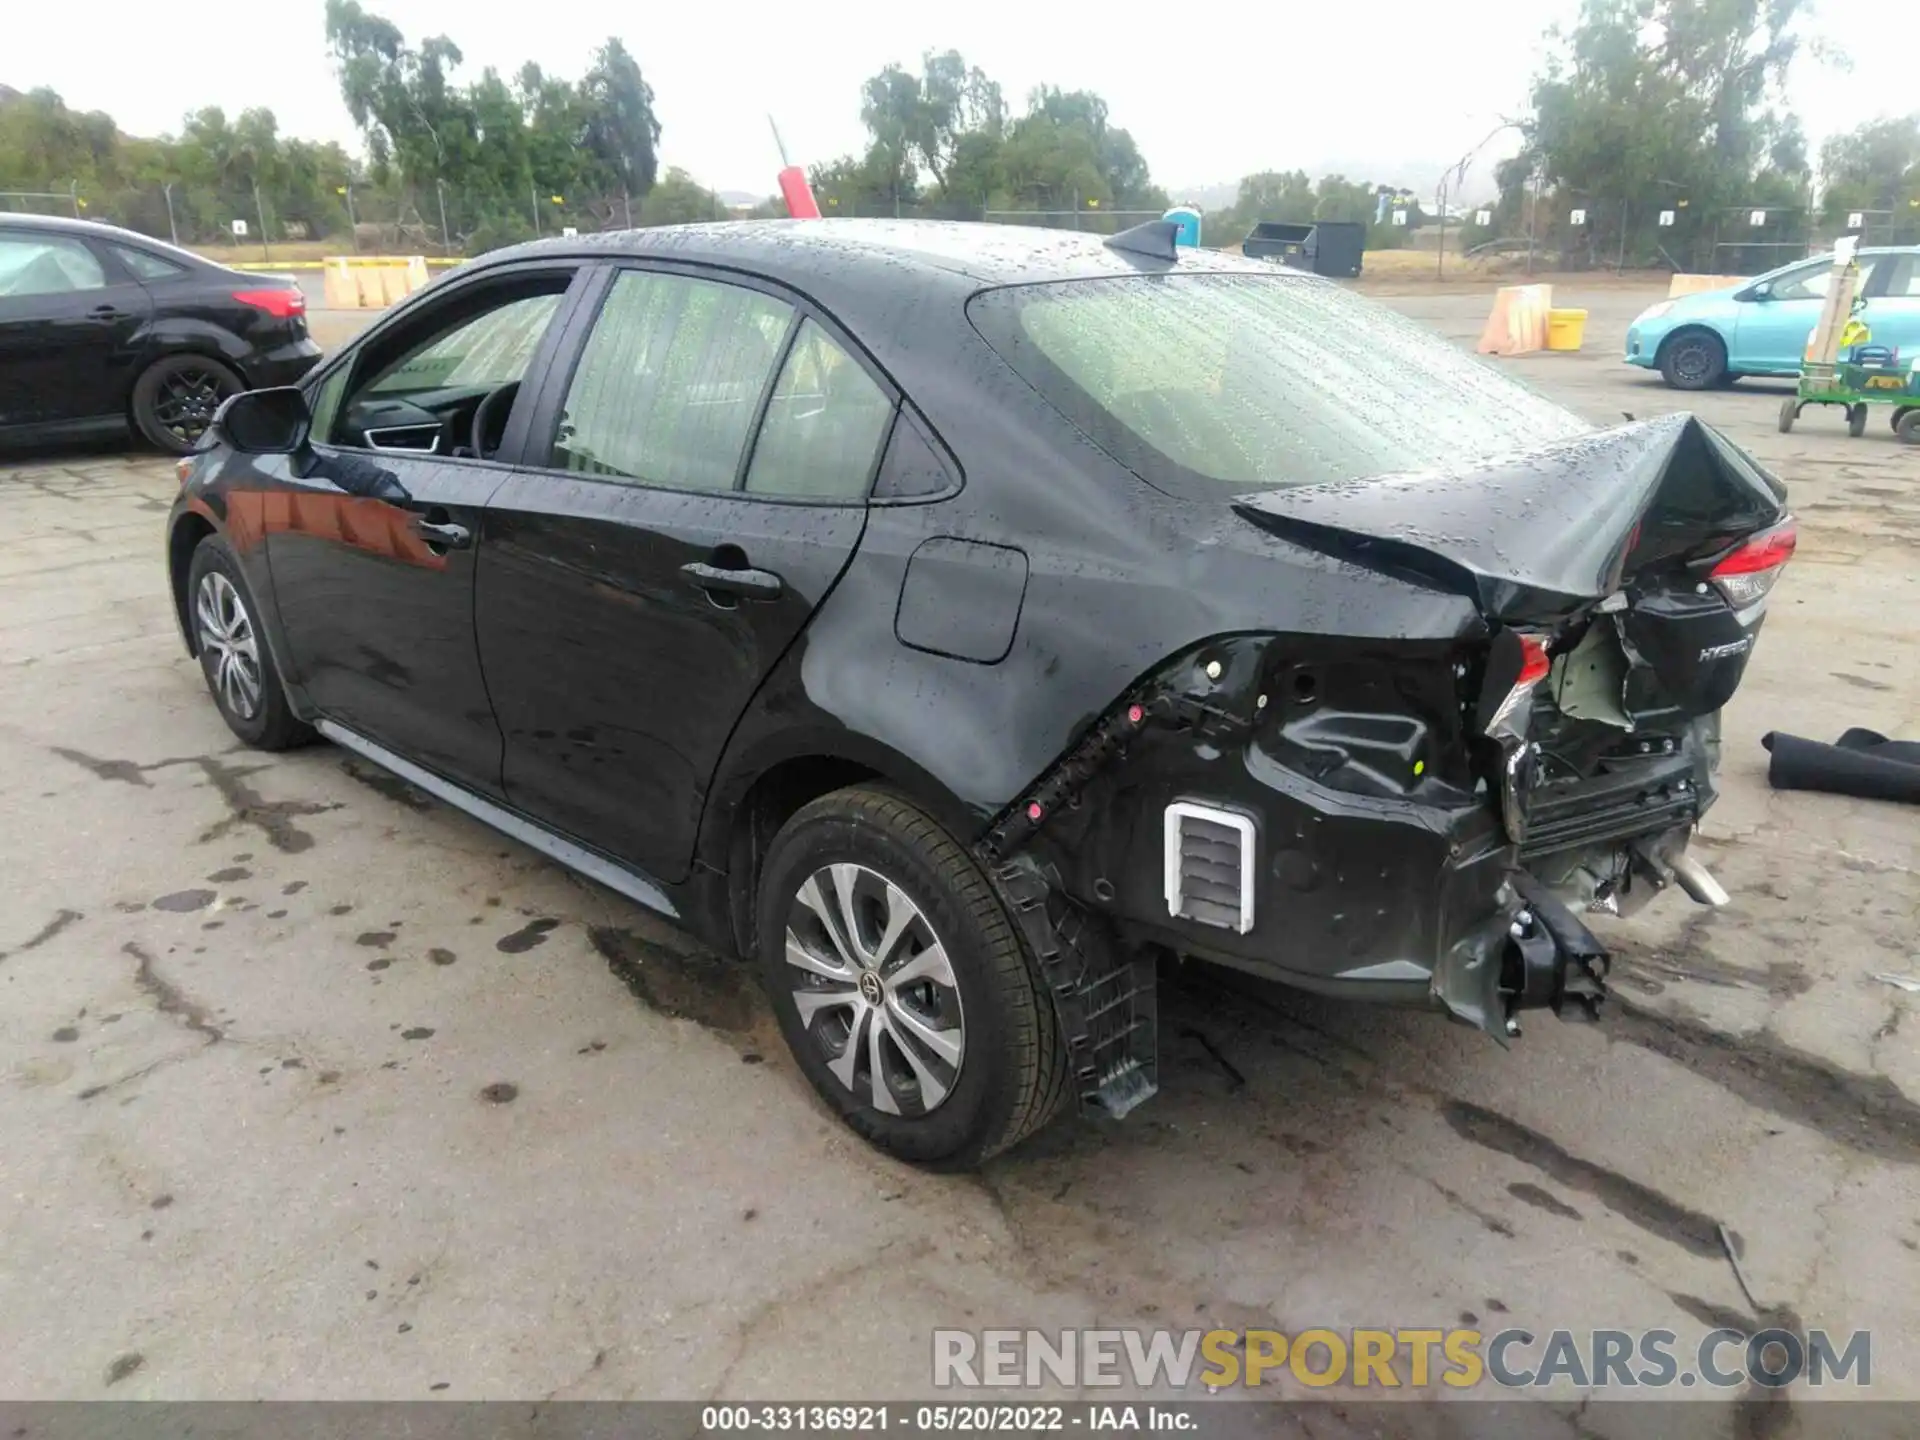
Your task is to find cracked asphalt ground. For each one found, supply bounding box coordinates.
[2,289,1915,1433]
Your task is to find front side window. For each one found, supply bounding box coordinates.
[0,235,106,297]
[969,272,1588,498]
[307,366,350,445]
[366,293,563,396]
[745,319,894,500]
[318,276,572,451]
[553,270,793,492]
[1771,255,1880,302]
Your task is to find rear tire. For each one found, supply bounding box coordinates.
[1897,410,1920,446]
[132,354,244,455]
[755,786,1069,1169]
[186,537,314,751]
[1660,331,1727,391]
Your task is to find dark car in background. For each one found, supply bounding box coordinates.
[0,213,319,454]
[164,220,1792,1168]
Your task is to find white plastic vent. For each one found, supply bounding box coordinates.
[1163,801,1256,934]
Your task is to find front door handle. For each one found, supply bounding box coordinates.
[680,560,783,601]
[411,513,472,550]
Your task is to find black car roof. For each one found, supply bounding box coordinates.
[0,210,219,265]
[2,210,155,242]
[483,218,1290,296]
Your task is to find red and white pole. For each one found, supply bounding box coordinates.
[770,117,821,219]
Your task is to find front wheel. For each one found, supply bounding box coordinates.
[1660,332,1727,391]
[1897,409,1920,446]
[186,537,314,750]
[755,787,1069,1168]
[1777,398,1797,433]
[1848,405,1868,438]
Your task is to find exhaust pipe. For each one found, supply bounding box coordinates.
[1669,851,1730,908]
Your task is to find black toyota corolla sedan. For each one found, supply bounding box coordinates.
[0,213,319,454]
[165,219,1792,1167]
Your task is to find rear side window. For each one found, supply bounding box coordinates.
[0,234,106,297]
[114,245,187,281]
[554,270,793,492]
[745,319,894,500]
[967,273,1588,498]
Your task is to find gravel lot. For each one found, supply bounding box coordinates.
[2,287,1916,1427]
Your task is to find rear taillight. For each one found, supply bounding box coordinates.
[233,287,305,319]
[1708,519,1796,608]
[1488,632,1551,734]
[1482,630,1552,845]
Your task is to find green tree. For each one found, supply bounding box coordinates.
[815,54,1164,223]
[1507,0,1812,265]
[1222,170,1314,232]
[1026,87,1159,208]
[323,0,665,249]
[1818,114,1920,227]
[580,39,661,198]
[639,167,729,225]
[809,149,912,215]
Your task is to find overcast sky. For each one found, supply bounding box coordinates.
[7,0,1903,200]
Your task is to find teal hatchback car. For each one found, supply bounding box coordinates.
[1626,246,1920,389]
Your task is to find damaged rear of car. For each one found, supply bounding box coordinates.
[170,220,1791,1171]
[960,263,1791,1116]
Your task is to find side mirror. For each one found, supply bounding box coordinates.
[1748,281,1773,302]
[213,386,311,454]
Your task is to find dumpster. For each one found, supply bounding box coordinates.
[1240,220,1365,278]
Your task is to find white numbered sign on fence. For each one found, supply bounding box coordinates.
[1658,209,1675,227]
[1474,209,1492,226]
[230,219,248,237]
[561,226,579,238]
[1749,210,1767,226]
[1569,208,1587,226]
[1391,209,1408,226]
[1847,212,1865,229]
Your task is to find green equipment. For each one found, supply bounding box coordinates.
[1777,251,1920,442]
[1780,350,1920,441]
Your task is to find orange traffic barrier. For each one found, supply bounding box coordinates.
[1666,273,1747,299]
[1475,283,1553,357]
[321,255,433,309]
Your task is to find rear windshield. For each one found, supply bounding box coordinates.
[967,273,1589,498]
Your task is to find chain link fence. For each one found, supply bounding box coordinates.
[4,182,1214,257]
[1465,194,1920,278]
[3,182,681,258]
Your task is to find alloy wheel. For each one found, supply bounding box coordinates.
[783,862,967,1116]
[152,367,231,446]
[195,572,263,721]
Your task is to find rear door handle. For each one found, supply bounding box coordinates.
[680,561,783,600]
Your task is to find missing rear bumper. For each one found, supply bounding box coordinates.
[1433,873,1611,1040]
[991,855,1159,1120]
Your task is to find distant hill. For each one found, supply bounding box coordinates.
[1170,156,1505,215]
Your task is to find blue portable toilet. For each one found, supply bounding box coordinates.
[1162,206,1201,248]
